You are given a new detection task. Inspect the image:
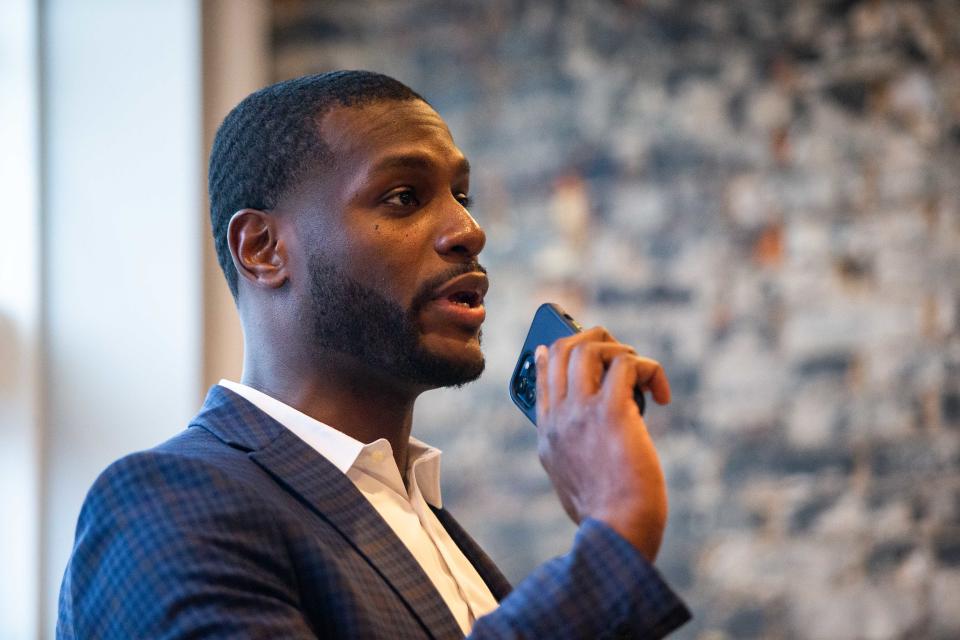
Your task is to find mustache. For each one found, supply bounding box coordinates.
[409,261,487,315]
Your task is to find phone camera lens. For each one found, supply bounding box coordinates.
[512,352,538,409]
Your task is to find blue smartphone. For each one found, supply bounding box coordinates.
[509,303,646,426]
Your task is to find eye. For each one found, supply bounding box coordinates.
[456,193,473,208]
[383,188,420,207]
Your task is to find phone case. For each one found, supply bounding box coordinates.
[509,302,645,426]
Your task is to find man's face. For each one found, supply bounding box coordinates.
[277,99,488,389]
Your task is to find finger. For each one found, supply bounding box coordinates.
[633,357,671,405]
[534,345,549,423]
[568,342,636,399]
[603,353,641,409]
[580,325,616,344]
[547,326,614,404]
[603,355,672,407]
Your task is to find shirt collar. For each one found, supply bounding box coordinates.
[218,379,363,473]
[408,436,443,508]
[217,380,443,507]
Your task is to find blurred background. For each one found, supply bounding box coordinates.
[2,0,959,638]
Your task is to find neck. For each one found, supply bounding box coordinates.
[240,348,422,474]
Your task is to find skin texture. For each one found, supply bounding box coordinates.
[534,330,672,561]
[305,246,487,389]
[229,99,485,474]
[227,98,672,562]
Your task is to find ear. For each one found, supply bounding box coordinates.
[227,209,288,291]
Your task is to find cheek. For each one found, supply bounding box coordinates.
[339,221,434,302]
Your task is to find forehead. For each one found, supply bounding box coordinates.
[318,99,463,168]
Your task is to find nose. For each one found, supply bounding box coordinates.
[435,200,486,260]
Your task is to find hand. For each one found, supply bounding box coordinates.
[534,326,672,562]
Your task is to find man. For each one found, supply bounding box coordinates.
[58,71,691,638]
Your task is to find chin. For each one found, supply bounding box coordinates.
[412,335,485,389]
[441,356,485,388]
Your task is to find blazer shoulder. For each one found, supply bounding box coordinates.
[60,430,318,639]
[80,428,279,531]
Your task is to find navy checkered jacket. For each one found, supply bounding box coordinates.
[57,385,691,638]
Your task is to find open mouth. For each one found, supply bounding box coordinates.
[447,290,482,308]
[431,271,489,311]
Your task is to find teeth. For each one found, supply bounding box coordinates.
[448,292,477,307]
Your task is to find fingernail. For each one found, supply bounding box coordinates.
[535,345,547,362]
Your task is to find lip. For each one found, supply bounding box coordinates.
[425,297,486,329]
[431,271,489,306]
[425,271,489,329]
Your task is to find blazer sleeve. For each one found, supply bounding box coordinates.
[56,451,317,640]
[467,519,691,640]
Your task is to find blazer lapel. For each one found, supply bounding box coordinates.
[192,386,464,640]
[431,507,513,602]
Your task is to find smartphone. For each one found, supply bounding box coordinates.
[509,303,646,426]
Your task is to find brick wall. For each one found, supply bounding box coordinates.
[271,1,960,637]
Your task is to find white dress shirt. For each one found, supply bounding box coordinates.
[218,380,499,635]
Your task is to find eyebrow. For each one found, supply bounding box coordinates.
[370,153,471,176]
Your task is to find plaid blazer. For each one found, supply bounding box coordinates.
[58,385,690,639]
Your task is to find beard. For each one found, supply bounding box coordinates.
[307,254,486,388]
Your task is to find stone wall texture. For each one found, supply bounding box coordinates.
[270,1,960,637]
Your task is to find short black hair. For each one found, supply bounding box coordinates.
[208,70,426,299]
